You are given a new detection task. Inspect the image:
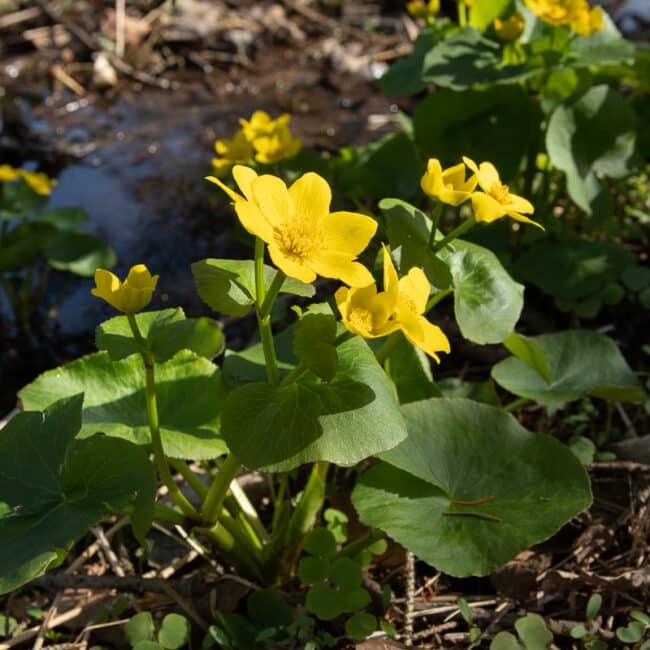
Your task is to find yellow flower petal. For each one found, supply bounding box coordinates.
[0,164,21,181]
[232,165,258,201]
[310,252,374,287]
[505,193,534,214]
[268,243,317,284]
[91,264,157,313]
[398,267,430,316]
[205,175,245,203]
[322,211,378,258]
[234,200,275,243]
[471,192,507,223]
[506,210,545,230]
[288,172,331,225]
[251,175,294,229]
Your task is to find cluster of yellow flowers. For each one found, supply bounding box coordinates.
[524,0,604,35]
[93,151,539,364]
[211,111,302,178]
[421,156,542,229]
[0,164,57,195]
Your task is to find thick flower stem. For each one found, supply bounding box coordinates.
[431,217,476,254]
[201,452,241,524]
[375,331,403,366]
[428,202,443,248]
[426,287,453,312]
[254,237,280,385]
[127,314,199,521]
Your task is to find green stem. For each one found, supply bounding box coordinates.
[254,237,280,385]
[337,529,386,559]
[153,502,186,526]
[428,202,443,248]
[375,331,403,365]
[198,523,263,581]
[431,217,475,254]
[169,459,208,499]
[127,314,200,521]
[223,494,265,551]
[503,397,533,413]
[259,270,286,319]
[426,287,453,312]
[201,452,241,524]
[457,0,467,27]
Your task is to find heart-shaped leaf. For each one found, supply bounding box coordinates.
[352,398,591,577]
[19,351,227,459]
[492,330,644,404]
[0,395,155,594]
[221,337,406,471]
[192,258,314,317]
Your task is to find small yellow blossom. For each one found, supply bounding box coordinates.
[494,13,525,41]
[571,5,604,35]
[407,0,439,21]
[0,165,57,195]
[0,164,21,182]
[91,264,159,313]
[239,110,277,142]
[420,158,477,206]
[463,157,543,229]
[238,111,301,165]
[20,170,57,195]
[206,166,376,287]
[336,247,450,362]
[524,0,604,35]
[212,129,255,178]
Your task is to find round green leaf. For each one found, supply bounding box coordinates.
[352,398,592,577]
[570,624,588,639]
[220,337,407,471]
[439,239,524,344]
[37,207,88,230]
[46,231,116,277]
[133,642,163,650]
[340,588,371,613]
[345,612,377,641]
[330,557,362,590]
[19,350,227,460]
[490,632,523,650]
[158,613,190,650]
[0,221,55,272]
[306,584,343,621]
[297,557,331,585]
[492,330,644,404]
[304,528,337,558]
[0,396,155,595]
[616,621,645,643]
[546,85,637,215]
[125,612,155,646]
[514,613,553,650]
[621,265,650,292]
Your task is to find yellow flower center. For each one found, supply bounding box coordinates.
[275,218,320,263]
[490,182,510,204]
[349,307,374,333]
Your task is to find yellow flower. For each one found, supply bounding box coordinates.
[524,0,603,34]
[238,111,301,164]
[336,247,450,362]
[494,13,525,41]
[19,170,57,195]
[420,158,477,206]
[206,166,376,286]
[407,0,439,20]
[212,129,254,178]
[463,157,543,230]
[570,5,604,35]
[0,164,21,182]
[91,264,159,313]
[0,165,57,195]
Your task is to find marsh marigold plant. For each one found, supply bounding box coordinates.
[92,264,159,313]
[207,165,376,286]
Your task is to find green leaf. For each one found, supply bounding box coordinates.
[621,265,650,292]
[340,588,371,613]
[297,557,331,585]
[345,613,376,641]
[570,624,588,639]
[546,85,637,216]
[380,198,452,290]
[0,615,18,638]
[421,29,533,90]
[490,632,523,650]
[293,314,338,381]
[439,239,524,344]
[515,613,553,650]
[306,584,343,621]
[0,396,155,595]
[352,398,591,577]
[192,259,314,317]
[630,611,650,626]
[46,231,116,277]
[504,333,552,384]
[221,337,406,471]
[458,597,473,625]
[0,221,55,271]
[133,642,163,650]
[492,330,644,404]
[438,378,499,405]
[330,558,362,590]
[247,589,293,628]
[469,0,512,30]
[388,338,441,404]
[125,612,155,646]
[158,614,190,650]
[37,207,88,230]
[414,86,538,181]
[616,621,645,643]
[569,436,596,465]
[324,508,349,543]
[19,351,228,460]
[303,527,337,558]
[586,593,602,622]
[568,30,636,68]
